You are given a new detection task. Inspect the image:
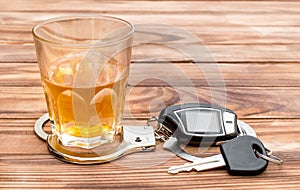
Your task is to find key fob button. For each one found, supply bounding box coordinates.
[220,136,268,176]
[223,112,237,135]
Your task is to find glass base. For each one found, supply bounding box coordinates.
[47,134,122,164]
[59,133,114,149]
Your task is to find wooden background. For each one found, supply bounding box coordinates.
[0,0,300,189]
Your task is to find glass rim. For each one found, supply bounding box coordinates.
[32,15,134,48]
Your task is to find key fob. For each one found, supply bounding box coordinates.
[158,103,239,145]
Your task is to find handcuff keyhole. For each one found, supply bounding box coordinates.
[135,137,142,142]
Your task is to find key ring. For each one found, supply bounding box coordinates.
[147,116,172,142]
[254,149,283,165]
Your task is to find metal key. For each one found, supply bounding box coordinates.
[168,136,269,176]
[168,154,225,174]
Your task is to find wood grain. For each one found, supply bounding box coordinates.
[0,0,299,189]
[1,0,300,14]
[0,86,299,119]
[129,63,300,87]
[2,25,300,45]
[2,44,300,63]
[0,118,299,154]
[0,119,299,189]
[1,62,300,87]
[5,11,300,28]
[0,10,300,63]
[0,12,300,39]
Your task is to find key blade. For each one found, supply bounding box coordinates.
[168,162,194,174]
[168,154,223,174]
[194,158,226,172]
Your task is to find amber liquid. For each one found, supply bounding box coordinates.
[42,53,128,149]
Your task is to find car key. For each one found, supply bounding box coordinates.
[168,136,270,176]
[157,103,240,145]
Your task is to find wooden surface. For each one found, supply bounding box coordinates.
[0,0,300,189]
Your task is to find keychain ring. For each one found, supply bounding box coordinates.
[254,150,283,165]
[147,116,171,142]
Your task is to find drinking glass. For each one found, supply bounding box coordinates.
[33,15,134,151]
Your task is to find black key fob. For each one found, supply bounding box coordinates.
[158,103,239,145]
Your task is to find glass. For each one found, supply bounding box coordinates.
[32,15,134,149]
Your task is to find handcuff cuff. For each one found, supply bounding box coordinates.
[34,113,156,164]
[34,103,281,165]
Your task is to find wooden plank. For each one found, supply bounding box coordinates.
[188,26,300,45]
[133,44,300,63]
[0,118,299,189]
[126,86,300,119]
[0,86,299,119]
[129,63,300,87]
[2,44,300,63]
[0,63,40,86]
[1,12,300,29]
[2,26,300,45]
[1,62,300,87]
[0,44,35,63]
[0,0,300,14]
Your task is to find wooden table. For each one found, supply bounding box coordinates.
[1,0,299,189]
